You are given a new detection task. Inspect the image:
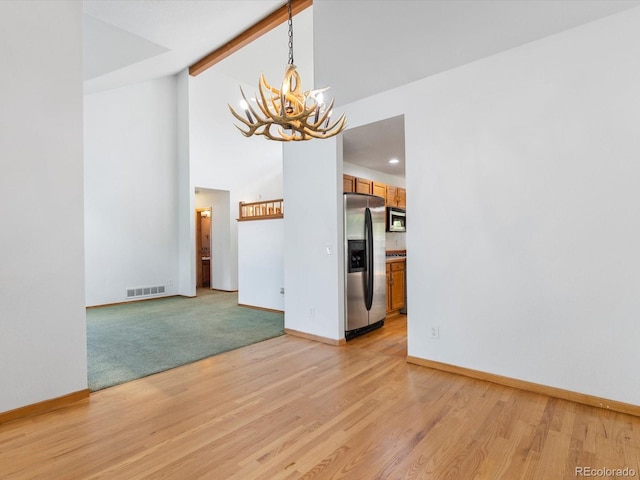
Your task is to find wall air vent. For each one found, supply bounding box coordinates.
[126,285,166,299]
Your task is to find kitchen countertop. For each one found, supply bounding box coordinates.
[386,250,406,263]
[386,256,406,264]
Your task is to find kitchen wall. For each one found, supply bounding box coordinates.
[335,7,640,405]
[84,76,180,306]
[386,231,406,252]
[0,1,87,412]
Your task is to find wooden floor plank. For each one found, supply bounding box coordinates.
[1,317,640,479]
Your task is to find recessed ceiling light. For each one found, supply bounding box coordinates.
[388,158,400,164]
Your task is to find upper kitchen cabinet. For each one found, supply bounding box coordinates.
[372,181,386,199]
[397,187,406,209]
[355,177,373,195]
[386,185,406,209]
[386,185,397,206]
[343,174,405,208]
[343,174,356,193]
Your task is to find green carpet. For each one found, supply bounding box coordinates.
[87,289,284,391]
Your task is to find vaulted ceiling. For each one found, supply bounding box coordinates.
[84,0,640,97]
[83,0,640,176]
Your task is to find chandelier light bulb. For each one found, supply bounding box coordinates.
[239,98,253,123]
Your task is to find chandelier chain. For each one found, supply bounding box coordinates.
[287,0,294,65]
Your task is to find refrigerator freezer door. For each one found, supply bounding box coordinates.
[345,194,369,331]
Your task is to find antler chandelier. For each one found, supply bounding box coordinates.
[229,0,346,141]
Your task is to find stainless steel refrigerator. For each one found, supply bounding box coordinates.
[344,193,386,339]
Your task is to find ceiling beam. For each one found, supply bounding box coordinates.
[189,0,313,77]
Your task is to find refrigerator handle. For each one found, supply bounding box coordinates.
[364,207,374,311]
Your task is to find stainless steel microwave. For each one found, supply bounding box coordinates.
[386,207,406,232]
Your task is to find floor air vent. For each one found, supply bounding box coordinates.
[127,285,166,299]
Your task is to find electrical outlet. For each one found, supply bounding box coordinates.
[429,325,440,340]
[280,287,285,294]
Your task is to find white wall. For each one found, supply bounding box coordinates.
[339,7,640,404]
[188,70,283,292]
[177,69,195,297]
[283,137,345,340]
[238,219,285,311]
[84,77,179,306]
[0,1,87,412]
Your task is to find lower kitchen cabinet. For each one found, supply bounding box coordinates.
[386,260,405,315]
[386,264,392,312]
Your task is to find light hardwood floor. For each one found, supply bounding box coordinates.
[1,316,639,479]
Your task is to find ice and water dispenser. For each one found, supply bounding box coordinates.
[348,240,366,273]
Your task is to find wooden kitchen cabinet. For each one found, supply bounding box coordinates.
[355,177,373,194]
[386,185,406,208]
[386,185,397,206]
[396,187,406,208]
[343,174,356,193]
[372,181,386,199]
[386,260,405,315]
[344,176,405,209]
[386,264,392,312]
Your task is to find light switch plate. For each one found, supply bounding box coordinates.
[429,325,440,340]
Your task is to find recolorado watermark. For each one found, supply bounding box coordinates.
[575,466,637,477]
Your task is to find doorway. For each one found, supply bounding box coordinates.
[342,115,408,344]
[196,208,212,288]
